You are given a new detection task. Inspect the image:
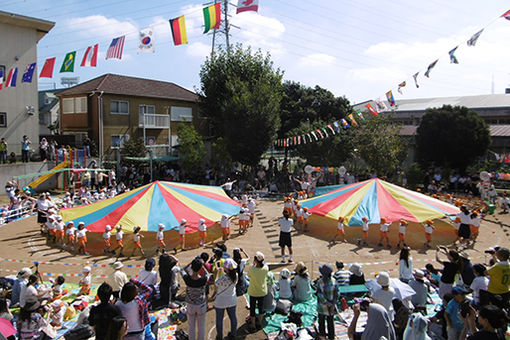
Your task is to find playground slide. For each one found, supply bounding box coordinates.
[26,160,71,190]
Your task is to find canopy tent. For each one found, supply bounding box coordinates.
[60,181,241,233]
[301,178,460,226]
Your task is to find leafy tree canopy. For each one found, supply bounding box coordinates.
[177,123,206,174]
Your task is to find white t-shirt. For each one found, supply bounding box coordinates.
[116,231,124,240]
[214,274,237,309]
[458,212,472,225]
[76,229,87,238]
[20,285,38,308]
[178,224,186,235]
[103,231,111,240]
[133,234,141,242]
[362,221,369,231]
[248,201,256,213]
[279,218,293,233]
[471,216,481,227]
[116,300,143,332]
[470,276,489,304]
[372,287,395,316]
[424,224,434,234]
[157,230,164,240]
[380,223,391,232]
[81,275,91,285]
[66,227,76,236]
[221,219,230,229]
[198,223,206,232]
[399,224,407,234]
[37,199,51,211]
[399,257,413,280]
[138,269,158,286]
[296,209,303,218]
[279,278,292,300]
[55,222,65,231]
[337,222,345,231]
[303,211,311,219]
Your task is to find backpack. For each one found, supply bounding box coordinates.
[63,324,95,340]
[235,261,249,296]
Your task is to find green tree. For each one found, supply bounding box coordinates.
[122,137,147,157]
[198,44,283,166]
[177,123,206,174]
[416,105,490,172]
[353,114,408,176]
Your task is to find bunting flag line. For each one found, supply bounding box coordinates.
[449,46,459,64]
[138,28,155,54]
[375,98,387,111]
[386,90,396,107]
[327,124,335,134]
[467,29,483,46]
[333,121,341,132]
[21,63,36,83]
[106,36,125,59]
[348,114,358,126]
[424,59,438,78]
[5,68,17,87]
[365,103,378,116]
[397,81,406,94]
[60,51,76,73]
[316,129,324,138]
[413,72,420,88]
[321,127,329,138]
[356,110,365,121]
[311,131,318,141]
[169,15,188,45]
[40,57,56,78]
[203,3,221,33]
[502,9,510,20]
[237,0,259,14]
[340,118,350,129]
[81,44,98,66]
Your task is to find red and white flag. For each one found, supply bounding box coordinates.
[365,103,378,116]
[106,36,125,60]
[81,44,98,67]
[237,0,258,14]
[501,9,510,20]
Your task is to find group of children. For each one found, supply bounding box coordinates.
[282,195,312,232]
[42,210,89,255]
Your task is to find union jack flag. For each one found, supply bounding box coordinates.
[106,36,125,59]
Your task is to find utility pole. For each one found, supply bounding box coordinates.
[210,0,238,54]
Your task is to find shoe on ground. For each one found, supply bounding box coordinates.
[287,259,293,263]
[281,259,286,263]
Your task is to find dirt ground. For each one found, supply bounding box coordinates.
[0,199,509,339]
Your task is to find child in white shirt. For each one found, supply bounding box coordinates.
[278,268,292,300]
[378,218,391,248]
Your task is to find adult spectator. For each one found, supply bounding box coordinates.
[21,135,31,163]
[372,271,396,317]
[89,283,122,340]
[20,275,50,308]
[435,247,460,298]
[17,300,48,340]
[316,264,337,340]
[39,138,48,162]
[105,316,128,340]
[232,248,249,296]
[247,251,269,332]
[468,264,488,308]
[292,262,312,302]
[333,261,350,286]
[398,247,413,283]
[214,259,238,340]
[36,193,52,229]
[0,138,7,164]
[408,270,428,311]
[11,267,32,307]
[445,286,468,340]
[278,209,294,263]
[458,252,475,289]
[115,279,153,340]
[402,313,430,340]
[138,258,158,287]
[158,254,179,308]
[348,300,396,340]
[392,299,409,340]
[464,305,508,340]
[83,136,91,157]
[349,263,366,285]
[485,247,510,309]
[107,261,129,299]
[181,258,210,340]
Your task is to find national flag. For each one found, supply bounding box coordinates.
[424,59,438,78]
[311,131,318,141]
[398,81,406,94]
[302,135,306,144]
[386,90,396,106]
[138,28,154,54]
[333,121,341,132]
[60,51,76,72]
[327,124,335,134]
[297,135,301,144]
[203,3,221,33]
[449,46,459,64]
[356,110,365,121]
[0,68,3,91]
[316,129,324,138]
[375,98,387,111]
[348,114,358,127]
[81,44,98,66]
[169,15,188,45]
[106,36,125,59]
[21,63,36,83]
[40,57,56,78]
[237,0,259,14]
[340,119,350,129]
[501,9,510,20]
[413,72,420,88]
[5,68,17,87]
[365,104,378,116]
[467,29,483,47]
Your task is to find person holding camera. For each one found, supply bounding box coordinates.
[445,286,470,340]
[485,247,510,310]
[436,247,461,299]
[461,304,508,340]
[347,299,396,340]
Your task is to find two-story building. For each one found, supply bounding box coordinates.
[56,73,203,159]
[0,11,54,154]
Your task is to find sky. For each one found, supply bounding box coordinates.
[4,0,510,105]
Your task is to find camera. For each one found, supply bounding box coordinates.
[460,301,471,318]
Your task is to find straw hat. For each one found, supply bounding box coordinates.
[294,262,308,275]
[349,263,363,277]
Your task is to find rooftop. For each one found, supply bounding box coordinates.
[400,124,510,137]
[56,74,198,102]
[0,10,55,42]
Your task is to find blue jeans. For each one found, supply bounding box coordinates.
[215,306,237,339]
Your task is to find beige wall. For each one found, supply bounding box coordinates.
[0,22,40,154]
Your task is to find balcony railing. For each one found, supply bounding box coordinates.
[143,114,170,129]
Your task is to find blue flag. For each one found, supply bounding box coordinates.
[21,63,36,83]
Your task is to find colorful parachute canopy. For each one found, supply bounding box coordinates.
[60,181,241,233]
[301,178,459,226]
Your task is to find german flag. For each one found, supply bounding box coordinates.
[203,3,221,33]
[169,15,188,45]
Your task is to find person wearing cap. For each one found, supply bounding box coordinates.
[423,220,435,248]
[295,204,304,230]
[103,225,113,254]
[408,270,429,309]
[232,248,250,296]
[332,216,347,243]
[360,217,370,246]
[156,223,166,254]
[317,264,338,339]
[378,217,391,249]
[221,214,232,241]
[78,266,92,296]
[278,268,292,300]
[372,271,396,317]
[278,209,294,263]
[397,219,408,249]
[445,286,469,340]
[130,226,145,258]
[247,251,269,332]
[457,205,472,249]
[54,215,65,247]
[436,247,461,299]
[349,263,366,285]
[46,214,57,243]
[36,193,51,228]
[198,219,207,247]
[485,247,510,310]
[214,258,239,340]
[292,262,312,302]
[108,261,129,299]
[175,219,189,252]
[76,222,89,255]
[333,261,350,286]
[138,258,158,287]
[65,221,76,251]
[302,207,311,232]
[11,267,32,306]
[112,225,125,257]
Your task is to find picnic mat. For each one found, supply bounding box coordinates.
[150,308,179,339]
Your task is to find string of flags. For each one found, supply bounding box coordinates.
[0,0,259,88]
[277,8,510,148]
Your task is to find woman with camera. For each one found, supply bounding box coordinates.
[347,299,396,340]
[461,304,508,340]
[435,247,461,298]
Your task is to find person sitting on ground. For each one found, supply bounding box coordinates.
[333,260,350,286]
[89,283,122,340]
[348,299,397,340]
[468,264,488,308]
[20,274,50,309]
[372,271,396,318]
[445,286,469,340]
[138,258,158,287]
[262,271,277,314]
[463,304,508,340]
[402,313,431,340]
[408,270,428,312]
[349,263,366,286]
[18,300,49,340]
[292,262,312,303]
[278,268,292,300]
[11,267,31,307]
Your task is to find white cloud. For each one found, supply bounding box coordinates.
[63,15,138,39]
[187,42,211,58]
[298,53,336,67]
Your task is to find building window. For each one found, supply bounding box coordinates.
[110,100,129,115]
[139,105,155,127]
[171,106,193,121]
[146,136,156,146]
[170,135,179,147]
[0,112,6,127]
[111,134,130,148]
[62,97,87,114]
